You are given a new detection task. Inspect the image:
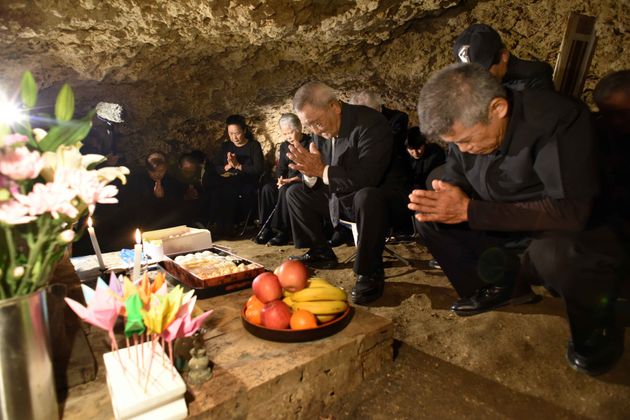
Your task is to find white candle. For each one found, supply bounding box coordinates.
[133,228,142,281]
[87,217,106,270]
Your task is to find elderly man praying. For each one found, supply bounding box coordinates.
[410,63,624,376]
[285,81,408,304]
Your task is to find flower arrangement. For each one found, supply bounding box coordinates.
[0,71,129,298]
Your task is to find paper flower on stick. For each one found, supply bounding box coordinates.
[108,271,123,297]
[162,294,213,342]
[141,286,184,335]
[124,293,146,338]
[65,281,124,349]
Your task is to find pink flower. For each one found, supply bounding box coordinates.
[0,200,36,225]
[13,182,78,219]
[55,167,119,207]
[0,146,44,180]
[2,134,27,147]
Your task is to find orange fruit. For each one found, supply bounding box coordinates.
[290,309,318,330]
[245,305,263,325]
[246,295,264,310]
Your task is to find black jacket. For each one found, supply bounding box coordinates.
[503,55,554,91]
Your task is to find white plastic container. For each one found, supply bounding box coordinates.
[142,225,213,260]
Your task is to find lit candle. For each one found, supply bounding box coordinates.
[133,228,142,281]
[87,216,106,270]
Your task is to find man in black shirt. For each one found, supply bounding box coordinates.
[410,63,624,375]
[286,82,408,304]
[453,23,554,91]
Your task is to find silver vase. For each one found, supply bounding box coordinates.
[0,289,59,420]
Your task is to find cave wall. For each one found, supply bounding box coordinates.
[0,0,628,167]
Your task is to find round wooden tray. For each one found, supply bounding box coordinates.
[241,305,354,342]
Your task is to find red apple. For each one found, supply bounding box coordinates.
[261,300,292,329]
[276,260,308,292]
[252,272,282,303]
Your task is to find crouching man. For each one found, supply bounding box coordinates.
[410,63,624,375]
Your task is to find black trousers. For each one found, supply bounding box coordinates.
[417,221,623,345]
[211,176,257,228]
[258,181,295,234]
[287,183,408,276]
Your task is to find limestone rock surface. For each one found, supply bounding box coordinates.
[0,0,628,164]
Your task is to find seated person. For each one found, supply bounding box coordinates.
[349,90,409,158]
[453,23,554,91]
[286,82,408,304]
[255,113,311,246]
[410,63,624,375]
[121,151,186,231]
[178,150,210,226]
[210,115,264,235]
[593,70,630,236]
[405,126,446,190]
[593,70,630,300]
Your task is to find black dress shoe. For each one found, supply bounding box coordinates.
[328,230,353,247]
[289,247,338,269]
[351,274,384,305]
[566,327,624,376]
[267,232,289,246]
[253,228,273,244]
[450,285,539,317]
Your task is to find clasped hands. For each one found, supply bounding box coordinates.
[408,180,470,224]
[287,142,325,178]
[224,152,241,172]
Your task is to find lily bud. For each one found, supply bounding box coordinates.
[58,229,75,243]
[13,266,25,278]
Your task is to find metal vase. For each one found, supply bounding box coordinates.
[0,290,59,420]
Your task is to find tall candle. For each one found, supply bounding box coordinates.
[133,228,142,281]
[87,217,106,270]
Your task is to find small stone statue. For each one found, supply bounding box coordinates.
[187,347,212,384]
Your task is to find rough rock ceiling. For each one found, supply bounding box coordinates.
[0,0,628,164]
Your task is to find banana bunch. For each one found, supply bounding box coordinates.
[283,278,348,323]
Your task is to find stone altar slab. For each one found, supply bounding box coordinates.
[61,289,393,419]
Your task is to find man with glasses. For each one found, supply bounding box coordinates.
[285,81,408,304]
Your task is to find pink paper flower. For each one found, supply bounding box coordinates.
[1,134,27,147]
[0,146,44,180]
[13,182,78,219]
[0,200,36,225]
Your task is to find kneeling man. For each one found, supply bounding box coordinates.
[411,63,624,375]
[286,81,408,304]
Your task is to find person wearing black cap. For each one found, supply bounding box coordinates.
[453,23,554,91]
[410,63,624,376]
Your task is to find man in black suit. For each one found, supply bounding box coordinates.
[286,81,408,304]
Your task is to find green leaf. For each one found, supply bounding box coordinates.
[38,111,94,152]
[20,71,38,108]
[55,84,75,122]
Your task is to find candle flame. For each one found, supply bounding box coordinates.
[87,216,93,228]
[135,228,141,244]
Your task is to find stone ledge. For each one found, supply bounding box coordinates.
[62,289,393,419]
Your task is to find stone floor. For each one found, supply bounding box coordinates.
[217,236,630,420]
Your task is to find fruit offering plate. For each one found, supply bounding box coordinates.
[159,247,265,298]
[241,305,354,343]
